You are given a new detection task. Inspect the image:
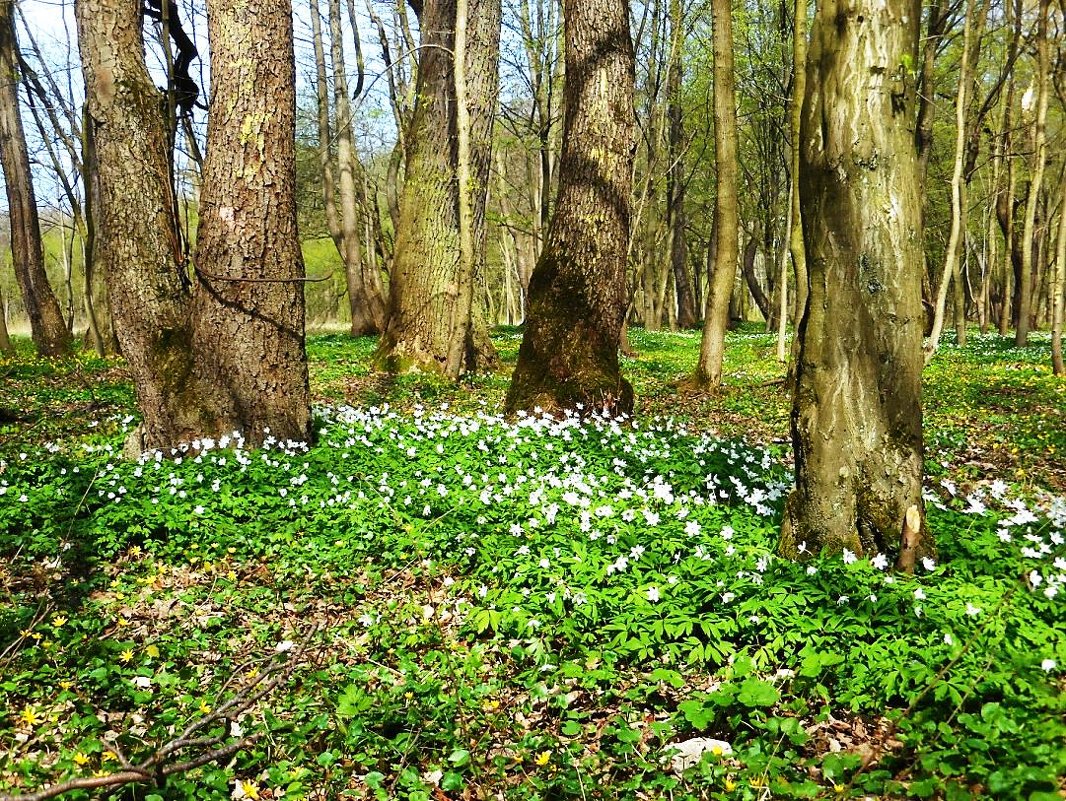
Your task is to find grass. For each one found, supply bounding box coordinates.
[0,327,1062,801]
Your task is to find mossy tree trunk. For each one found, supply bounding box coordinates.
[0,0,72,358]
[373,0,502,378]
[77,0,309,451]
[694,0,740,388]
[778,0,933,561]
[505,0,636,416]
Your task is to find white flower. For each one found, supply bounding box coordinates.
[965,603,981,617]
[1029,570,1043,587]
[922,557,936,572]
[132,676,152,690]
[646,586,660,602]
[1041,659,1056,672]
[842,549,857,565]
[720,526,734,540]
[230,720,244,738]
[684,520,701,537]
[871,553,889,570]
[914,588,926,600]
[539,558,550,569]
[943,632,953,646]
[275,640,294,653]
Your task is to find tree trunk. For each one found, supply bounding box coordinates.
[191,0,311,444]
[694,0,740,387]
[505,0,636,416]
[0,0,71,358]
[667,0,697,329]
[0,283,14,356]
[1015,0,1049,347]
[786,0,808,379]
[779,0,931,560]
[925,0,975,361]
[741,237,772,323]
[1052,169,1065,375]
[77,0,310,451]
[374,0,502,378]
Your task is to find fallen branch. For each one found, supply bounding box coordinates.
[0,633,313,801]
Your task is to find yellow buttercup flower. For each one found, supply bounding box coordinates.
[20,706,38,727]
[145,644,160,659]
[52,615,68,626]
[534,750,551,766]
[73,752,90,766]
[119,649,135,663]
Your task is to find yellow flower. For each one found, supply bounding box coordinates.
[119,649,135,663]
[59,680,74,690]
[239,781,261,800]
[199,701,211,714]
[52,615,68,626]
[102,751,117,763]
[20,706,38,727]
[73,752,90,766]
[725,778,737,792]
[534,750,552,767]
[834,784,846,794]
[145,644,160,659]
[117,617,131,627]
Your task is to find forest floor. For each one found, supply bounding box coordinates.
[0,327,1063,801]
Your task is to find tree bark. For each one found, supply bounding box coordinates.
[779,0,931,560]
[0,283,14,356]
[694,0,740,387]
[374,0,502,378]
[0,0,71,358]
[505,0,636,416]
[786,0,808,378]
[1052,167,1065,375]
[667,0,697,330]
[77,0,310,451]
[1015,0,1049,347]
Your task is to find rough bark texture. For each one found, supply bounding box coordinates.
[77,0,212,446]
[374,0,501,378]
[191,0,311,445]
[786,0,808,378]
[694,0,740,387]
[1052,170,1065,375]
[77,0,309,451]
[667,0,697,330]
[779,0,932,560]
[0,0,71,358]
[505,0,635,417]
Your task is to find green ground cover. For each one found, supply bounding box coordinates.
[0,328,1062,800]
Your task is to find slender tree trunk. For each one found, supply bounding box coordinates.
[779,0,931,560]
[1052,171,1065,374]
[0,283,13,356]
[667,0,697,329]
[1015,0,1049,347]
[925,0,975,361]
[695,0,740,387]
[0,0,71,357]
[375,0,501,377]
[786,0,808,378]
[505,0,636,416]
[777,180,793,362]
[81,103,106,357]
[329,0,385,335]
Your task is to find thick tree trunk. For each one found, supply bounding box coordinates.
[77,0,212,446]
[78,0,310,451]
[191,0,311,445]
[779,0,931,560]
[694,0,740,387]
[374,0,501,378]
[505,0,635,416]
[0,1,71,358]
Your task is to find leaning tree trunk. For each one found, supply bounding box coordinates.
[191,0,310,445]
[374,0,501,378]
[779,0,932,561]
[694,0,740,387]
[505,0,636,416]
[0,1,71,358]
[77,0,213,447]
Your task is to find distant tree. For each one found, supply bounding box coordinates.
[0,0,71,357]
[779,0,932,562]
[373,0,502,378]
[505,0,636,416]
[77,0,310,451]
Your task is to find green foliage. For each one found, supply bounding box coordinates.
[0,329,1062,800]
